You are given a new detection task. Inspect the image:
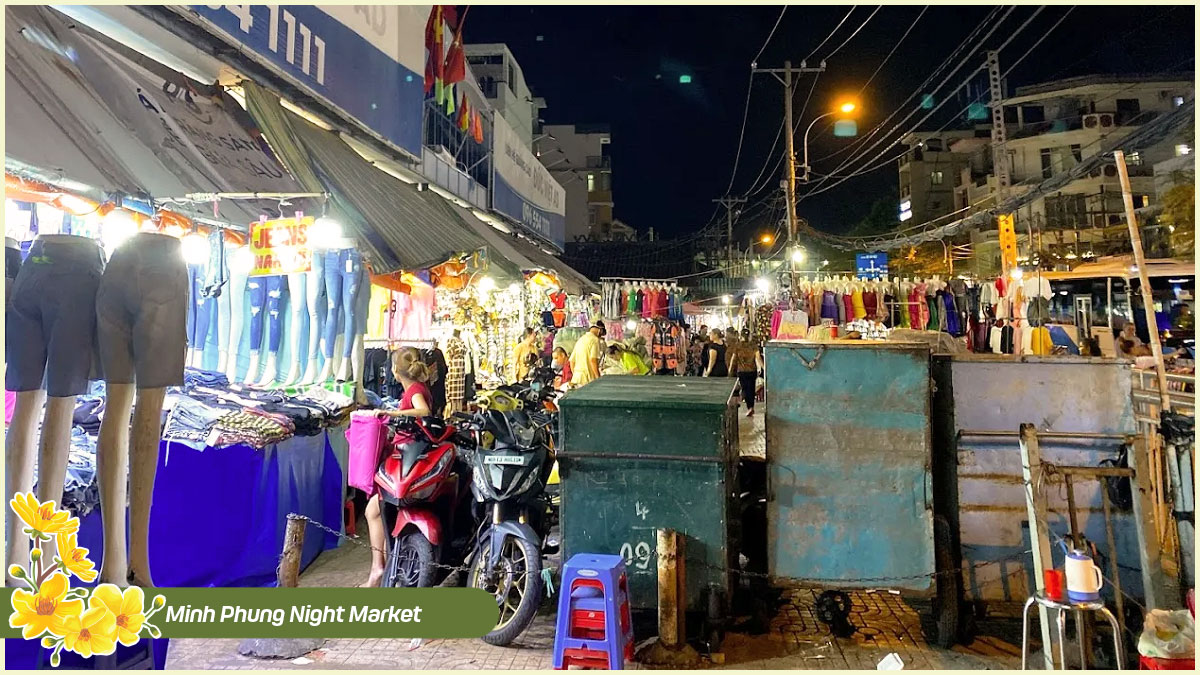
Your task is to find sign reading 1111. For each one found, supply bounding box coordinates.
[855,253,889,280]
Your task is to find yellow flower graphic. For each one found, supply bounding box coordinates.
[55,533,98,583]
[11,493,79,537]
[89,585,146,646]
[61,606,117,658]
[9,573,83,639]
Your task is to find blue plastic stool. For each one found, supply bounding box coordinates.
[553,554,633,670]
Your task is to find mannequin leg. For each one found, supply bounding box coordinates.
[128,387,166,587]
[243,276,267,384]
[97,383,135,585]
[284,273,307,385]
[6,390,46,584]
[319,251,344,383]
[192,294,214,370]
[225,267,248,382]
[340,265,369,383]
[257,276,285,386]
[216,269,232,374]
[302,254,325,385]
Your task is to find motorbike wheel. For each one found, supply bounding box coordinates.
[469,532,543,646]
[386,531,438,588]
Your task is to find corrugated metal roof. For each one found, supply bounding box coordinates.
[243,80,492,274]
[449,206,597,294]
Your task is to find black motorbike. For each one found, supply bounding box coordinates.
[455,401,555,646]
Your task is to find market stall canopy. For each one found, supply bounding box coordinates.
[518,241,599,295]
[1040,255,1195,281]
[243,81,489,274]
[452,209,595,294]
[5,6,302,227]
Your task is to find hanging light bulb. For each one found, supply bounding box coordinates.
[721,295,731,305]
[101,208,138,251]
[181,232,210,265]
[477,276,496,293]
[755,278,770,293]
[1010,267,1024,281]
[791,247,806,264]
[625,319,637,331]
[310,216,344,248]
[230,245,255,274]
[508,282,523,294]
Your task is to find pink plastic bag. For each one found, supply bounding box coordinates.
[346,412,386,496]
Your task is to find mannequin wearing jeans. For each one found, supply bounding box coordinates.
[224,246,252,382]
[243,275,266,384]
[95,232,188,586]
[300,251,327,384]
[256,276,287,386]
[283,271,308,385]
[5,235,105,584]
[318,239,360,382]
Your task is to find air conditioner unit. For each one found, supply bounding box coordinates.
[1098,113,1114,127]
[1083,114,1100,129]
[1103,165,1118,177]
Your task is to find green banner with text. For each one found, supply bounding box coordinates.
[2,588,498,639]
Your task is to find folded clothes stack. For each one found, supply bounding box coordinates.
[159,370,360,449]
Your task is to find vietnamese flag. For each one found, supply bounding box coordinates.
[444,24,466,86]
[424,5,444,96]
[457,95,470,132]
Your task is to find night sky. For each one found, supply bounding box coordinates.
[465,5,1194,242]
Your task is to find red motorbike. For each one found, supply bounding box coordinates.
[375,416,474,588]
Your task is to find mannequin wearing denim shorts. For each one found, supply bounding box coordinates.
[5,234,105,582]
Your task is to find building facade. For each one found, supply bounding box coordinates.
[898,73,1193,272]
[538,124,616,243]
[465,43,538,149]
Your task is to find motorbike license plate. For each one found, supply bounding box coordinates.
[483,454,527,466]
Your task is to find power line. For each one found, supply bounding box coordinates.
[723,5,790,196]
[803,7,855,64]
[822,5,882,62]
[856,6,928,95]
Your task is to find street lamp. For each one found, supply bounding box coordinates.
[800,101,859,183]
[791,247,806,264]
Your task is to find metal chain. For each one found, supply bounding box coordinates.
[286,513,496,576]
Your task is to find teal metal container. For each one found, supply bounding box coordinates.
[558,376,739,614]
[764,341,936,593]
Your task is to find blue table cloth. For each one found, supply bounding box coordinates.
[4,429,345,668]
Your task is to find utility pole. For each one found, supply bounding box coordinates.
[753,60,824,286]
[713,196,747,270]
[987,50,1015,276]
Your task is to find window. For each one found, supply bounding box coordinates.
[1041,148,1053,179]
[1115,98,1141,125]
[1133,195,1150,209]
[1022,105,1046,124]
[930,171,944,186]
[586,173,596,191]
[477,76,498,98]
[1070,144,1082,164]
[925,138,943,152]
[1126,151,1143,166]
[588,208,598,226]
[507,64,516,92]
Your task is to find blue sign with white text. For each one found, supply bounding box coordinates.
[492,174,567,251]
[856,252,889,280]
[189,5,426,158]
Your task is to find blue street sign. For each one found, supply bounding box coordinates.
[855,252,889,280]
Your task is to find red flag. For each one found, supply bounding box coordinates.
[424,6,444,95]
[443,26,466,85]
[457,95,470,132]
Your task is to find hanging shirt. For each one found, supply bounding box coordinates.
[851,289,867,320]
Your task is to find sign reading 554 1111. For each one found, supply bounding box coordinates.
[203,5,326,84]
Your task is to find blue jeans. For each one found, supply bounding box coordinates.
[247,276,266,351]
[188,263,217,352]
[265,275,285,354]
[322,249,363,359]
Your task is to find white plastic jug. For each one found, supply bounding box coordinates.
[1065,549,1103,602]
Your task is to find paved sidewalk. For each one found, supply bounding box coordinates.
[166,412,1026,670]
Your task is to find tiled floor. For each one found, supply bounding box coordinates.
[166,413,1025,670]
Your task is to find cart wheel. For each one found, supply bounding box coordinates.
[931,515,961,648]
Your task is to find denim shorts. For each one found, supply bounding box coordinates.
[5,235,105,397]
[96,233,189,388]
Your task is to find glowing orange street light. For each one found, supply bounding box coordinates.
[839,102,857,114]
[760,233,774,245]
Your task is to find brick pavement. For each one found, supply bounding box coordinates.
[165,412,1026,670]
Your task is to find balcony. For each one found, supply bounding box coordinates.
[587,190,613,205]
[586,155,611,169]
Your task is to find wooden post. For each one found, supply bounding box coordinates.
[279,514,307,588]
[657,528,685,647]
[1113,150,1171,414]
[1019,424,1058,670]
[1129,435,1178,609]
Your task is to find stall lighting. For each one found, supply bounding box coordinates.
[181,232,210,265]
[625,320,637,331]
[821,260,830,267]
[101,208,138,250]
[230,246,255,274]
[791,248,806,264]
[755,278,770,293]
[721,295,731,305]
[1009,267,1024,281]
[310,216,344,248]
[477,276,496,292]
[280,98,333,130]
[56,194,98,216]
[1168,278,1190,284]
[1065,252,1077,260]
[508,282,522,293]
